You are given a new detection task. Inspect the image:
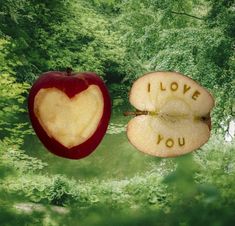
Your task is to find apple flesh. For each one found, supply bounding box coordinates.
[126,72,214,157]
[28,70,111,159]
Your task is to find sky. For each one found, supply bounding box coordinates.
[225,120,235,142]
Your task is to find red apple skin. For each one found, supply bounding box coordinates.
[28,71,111,159]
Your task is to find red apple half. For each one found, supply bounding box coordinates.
[125,71,215,157]
[28,70,111,159]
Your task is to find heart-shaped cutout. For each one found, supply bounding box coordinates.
[34,85,104,148]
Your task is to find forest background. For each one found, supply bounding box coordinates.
[0,0,234,225]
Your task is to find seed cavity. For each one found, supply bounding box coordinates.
[147,83,151,92]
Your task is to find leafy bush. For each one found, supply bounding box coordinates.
[0,73,31,141]
[47,175,76,206]
[0,162,46,226]
[0,73,46,173]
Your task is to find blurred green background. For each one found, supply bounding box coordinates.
[0,0,234,225]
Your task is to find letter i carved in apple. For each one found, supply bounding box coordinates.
[28,69,111,159]
[125,72,215,157]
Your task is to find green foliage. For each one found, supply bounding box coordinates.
[0,72,47,174]
[0,0,233,128]
[0,139,47,173]
[115,0,235,131]
[0,163,45,226]
[107,122,126,134]
[108,83,130,111]
[1,138,234,225]
[47,175,76,206]
[0,73,32,142]
[0,0,125,83]
[0,0,234,225]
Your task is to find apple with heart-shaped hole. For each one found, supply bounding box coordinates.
[125,71,214,157]
[28,70,111,159]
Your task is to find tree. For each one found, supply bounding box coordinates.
[0,0,125,83]
[115,0,235,131]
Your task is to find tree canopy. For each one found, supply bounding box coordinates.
[0,0,234,128]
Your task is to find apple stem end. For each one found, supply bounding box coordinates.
[66,67,73,76]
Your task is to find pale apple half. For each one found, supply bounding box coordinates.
[34,85,104,148]
[126,72,214,157]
